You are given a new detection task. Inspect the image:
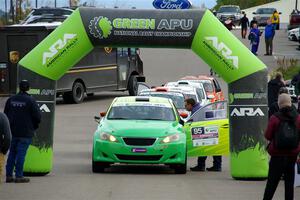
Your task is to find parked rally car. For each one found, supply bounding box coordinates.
[92,96,229,173]
[164,82,208,105]
[138,87,189,116]
[180,75,225,103]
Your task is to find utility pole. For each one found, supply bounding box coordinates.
[10,0,14,24]
[5,0,8,24]
[296,0,298,10]
[35,0,38,8]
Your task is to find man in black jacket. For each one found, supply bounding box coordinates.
[4,80,41,183]
[268,72,285,108]
[0,112,11,183]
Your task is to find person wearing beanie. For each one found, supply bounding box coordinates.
[268,87,297,118]
[263,94,300,200]
[4,80,41,183]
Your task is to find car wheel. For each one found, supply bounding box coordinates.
[173,152,187,174]
[92,161,109,173]
[128,75,138,96]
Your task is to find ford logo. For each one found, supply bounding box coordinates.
[152,0,192,9]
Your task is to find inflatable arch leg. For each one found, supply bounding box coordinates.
[18,8,268,178]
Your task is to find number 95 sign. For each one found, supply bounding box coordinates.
[191,126,219,147]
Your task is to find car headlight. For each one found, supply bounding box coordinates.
[100,132,118,142]
[161,133,180,144]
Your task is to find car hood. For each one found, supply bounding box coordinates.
[101,120,182,137]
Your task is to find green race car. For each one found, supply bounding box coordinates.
[92,96,187,174]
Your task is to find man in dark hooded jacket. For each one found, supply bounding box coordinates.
[4,80,41,183]
[268,72,285,108]
[263,94,300,200]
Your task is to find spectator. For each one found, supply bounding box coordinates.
[0,112,11,183]
[263,94,300,200]
[268,87,297,118]
[223,17,235,31]
[249,23,261,55]
[271,10,280,30]
[250,17,258,29]
[239,13,249,39]
[185,99,222,172]
[264,19,275,56]
[4,80,41,183]
[268,72,285,108]
[292,70,300,113]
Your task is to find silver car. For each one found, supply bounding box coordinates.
[252,8,280,26]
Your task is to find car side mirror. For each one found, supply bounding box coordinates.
[252,12,256,14]
[94,116,100,123]
[100,112,106,117]
[279,12,282,15]
[179,112,188,119]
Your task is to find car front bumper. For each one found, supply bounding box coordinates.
[93,138,186,164]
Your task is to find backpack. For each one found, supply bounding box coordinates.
[274,115,300,150]
[248,32,256,42]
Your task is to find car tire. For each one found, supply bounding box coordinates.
[92,161,108,173]
[173,152,187,174]
[128,75,138,96]
[63,81,85,104]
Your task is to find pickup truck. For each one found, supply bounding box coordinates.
[288,10,300,30]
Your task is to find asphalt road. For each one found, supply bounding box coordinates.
[1,29,300,200]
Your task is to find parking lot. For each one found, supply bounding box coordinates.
[1,29,300,200]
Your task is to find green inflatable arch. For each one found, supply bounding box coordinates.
[18,8,269,178]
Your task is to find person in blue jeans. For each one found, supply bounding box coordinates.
[264,19,275,56]
[185,98,222,171]
[249,23,261,55]
[4,80,41,183]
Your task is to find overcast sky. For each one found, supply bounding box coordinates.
[0,0,217,11]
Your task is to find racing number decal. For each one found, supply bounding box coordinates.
[191,126,219,147]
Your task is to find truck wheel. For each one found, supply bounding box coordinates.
[72,82,85,103]
[62,82,85,104]
[128,75,138,96]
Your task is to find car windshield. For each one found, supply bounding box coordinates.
[218,7,239,13]
[107,104,176,121]
[256,8,275,14]
[28,17,66,24]
[199,80,214,92]
[139,92,185,109]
